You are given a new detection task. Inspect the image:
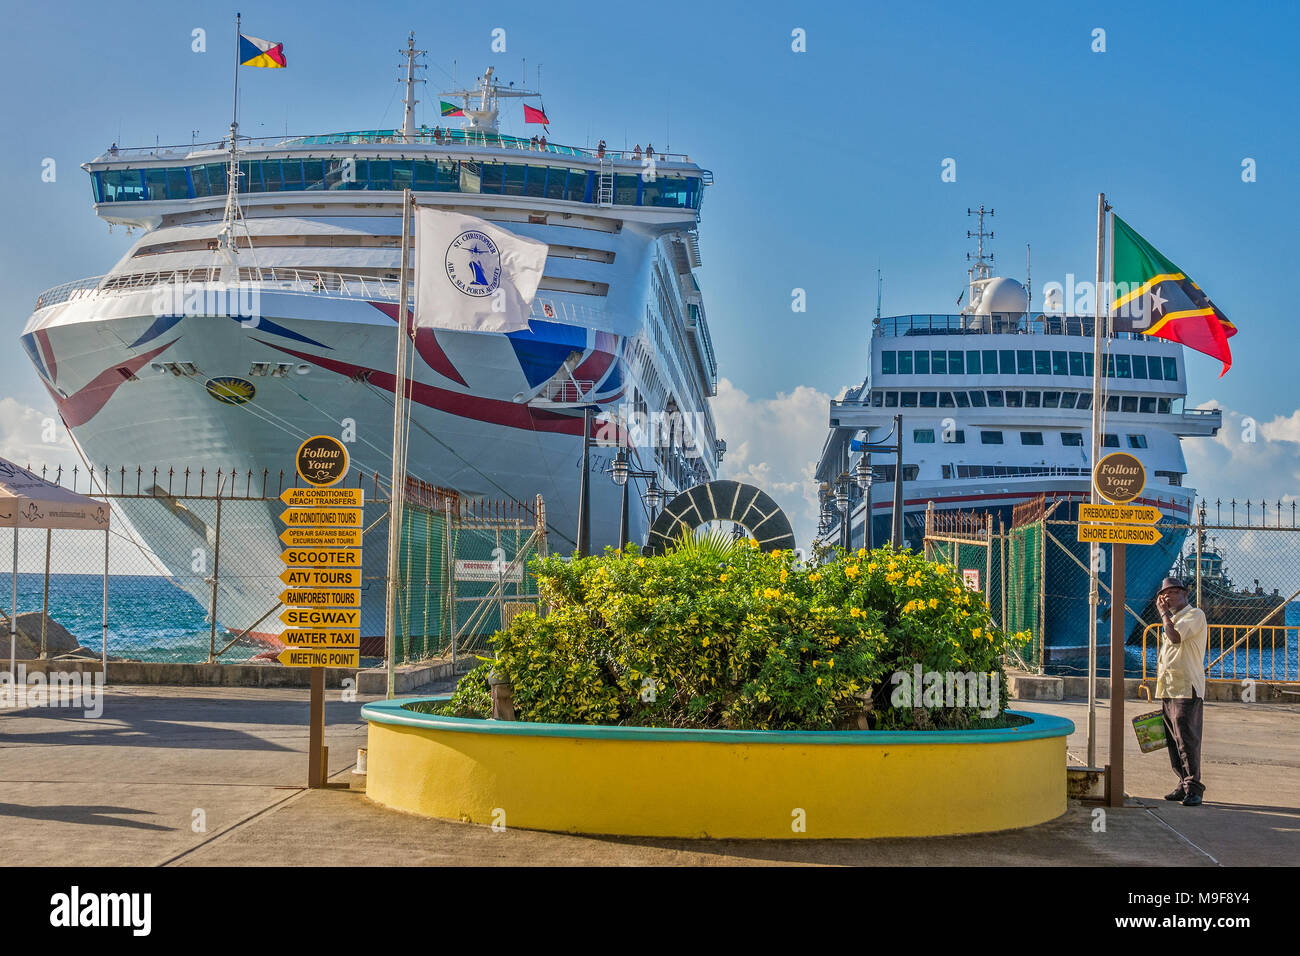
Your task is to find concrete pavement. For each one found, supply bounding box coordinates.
[0,685,1294,866]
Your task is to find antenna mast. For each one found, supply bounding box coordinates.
[965,205,995,282]
[876,269,883,320]
[400,32,426,143]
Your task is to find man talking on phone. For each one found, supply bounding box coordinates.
[1154,577,1208,806]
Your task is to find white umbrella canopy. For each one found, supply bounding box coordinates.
[0,459,110,530]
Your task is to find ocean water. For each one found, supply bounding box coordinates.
[3,572,224,663]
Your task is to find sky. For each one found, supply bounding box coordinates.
[1,0,1298,548]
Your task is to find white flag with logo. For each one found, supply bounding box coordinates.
[414,206,547,332]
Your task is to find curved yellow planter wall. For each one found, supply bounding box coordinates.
[362,700,1073,840]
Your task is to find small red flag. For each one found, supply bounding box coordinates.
[523,104,549,125]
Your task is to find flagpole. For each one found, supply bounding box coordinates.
[384,189,414,699]
[231,13,241,134]
[1086,192,1109,767]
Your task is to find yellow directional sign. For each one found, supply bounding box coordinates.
[280,588,362,608]
[280,629,360,648]
[279,647,360,668]
[280,507,363,527]
[280,547,362,567]
[1078,503,1162,524]
[1077,524,1163,545]
[280,607,361,629]
[280,487,365,508]
[279,567,362,588]
[279,527,363,548]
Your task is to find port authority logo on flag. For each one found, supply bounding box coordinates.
[414,207,547,333]
[1110,214,1236,377]
[239,34,286,68]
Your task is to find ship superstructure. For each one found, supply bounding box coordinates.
[813,208,1223,662]
[20,37,720,646]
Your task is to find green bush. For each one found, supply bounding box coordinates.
[438,543,1026,731]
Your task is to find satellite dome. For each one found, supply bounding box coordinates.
[975,276,1028,315]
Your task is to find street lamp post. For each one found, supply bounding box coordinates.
[850,413,905,549]
[577,406,592,557]
[609,447,662,549]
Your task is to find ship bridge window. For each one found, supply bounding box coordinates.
[968,390,987,407]
[898,351,914,374]
[872,464,920,483]
[1075,393,1092,409]
[504,164,527,196]
[96,168,146,202]
[1127,434,1148,448]
[1163,357,1178,380]
[1157,398,1171,413]
[881,351,897,374]
[1121,396,1138,413]
[885,391,899,407]
[1020,432,1044,445]
[980,430,1003,445]
[1052,351,1068,375]
[1042,391,1060,408]
[938,391,955,408]
[1017,350,1033,374]
[983,350,998,374]
[1058,392,1077,408]
[1154,470,1183,486]
[1102,433,1119,447]
[1146,356,1163,380]
[1035,351,1051,375]
[948,350,964,374]
[999,350,1015,374]
[1132,355,1149,379]
[944,429,966,443]
[1069,351,1085,376]
[914,351,930,374]
[1024,391,1041,408]
[1116,354,1132,378]
[963,349,979,374]
[900,392,918,408]
[986,390,1004,407]
[871,391,884,407]
[1139,396,1156,413]
[1061,432,1084,446]
[954,391,970,408]
[929,350,947,374]
[614,174,639,205]
[1106,395,1120,412]
[1005,390,1023,408]
[919,391,937,408]
[913,429,936,443]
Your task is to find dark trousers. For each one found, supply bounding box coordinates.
[1161,692,1204,796]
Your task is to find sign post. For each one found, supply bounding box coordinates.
[1080,451,1150,808]
[282,435,361,788]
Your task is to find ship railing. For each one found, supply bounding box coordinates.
[35,269,631,331]
[92,132,696,165]
[873,313,1153,341]
[1140,622,1299,684]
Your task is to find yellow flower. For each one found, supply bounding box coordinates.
[828,658,835,669]
[719,573,728,582]
[973,627,983,638]
[849,607,864,618]
[809,572,822,582]
[928,597,939,609]
[702,636,710,647]
[780,569,789,583]
[636,558,646,567]
[763,587,781,600]
[845,565,861,579]
[816,677,823,685]
[857,548,867,558]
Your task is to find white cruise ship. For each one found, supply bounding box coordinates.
[813,210,1222,663]
[20,42,721,648]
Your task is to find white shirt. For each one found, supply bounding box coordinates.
[1155,604,1207,700]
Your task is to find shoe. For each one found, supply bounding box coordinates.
[1164,788,1186,801]
[1181,792,1203,807]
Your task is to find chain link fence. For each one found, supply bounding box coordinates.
[3,464,545,669]
[920,494,1300,683]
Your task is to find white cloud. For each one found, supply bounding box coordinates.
[0,396,78,478]
[1181,402,1300,513]
[712,377,830,548]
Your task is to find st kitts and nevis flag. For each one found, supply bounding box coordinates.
[239,34,286,68]
[440,101,465,117]
[1110,214,1236,376]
